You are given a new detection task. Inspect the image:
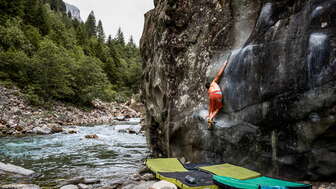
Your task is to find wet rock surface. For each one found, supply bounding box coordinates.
[141,0,336,180]
[0,162,35,176]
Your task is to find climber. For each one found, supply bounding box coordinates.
[205,58,229,129]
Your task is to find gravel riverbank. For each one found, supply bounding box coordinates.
[0,85,144,136]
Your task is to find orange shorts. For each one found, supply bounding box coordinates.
[209,93,223,114]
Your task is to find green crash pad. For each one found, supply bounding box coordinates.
[200,163,261,180]
[213,175,312,189]
[146,158,188,173]
[146,158,218,189]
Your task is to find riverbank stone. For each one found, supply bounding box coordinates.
[0,184,40,189]
[133,181,157,189]
[78,184,91,189]
[149,181,177,189]
[0,162,35,176]
[60,185,78,189]
[32,126,51,135]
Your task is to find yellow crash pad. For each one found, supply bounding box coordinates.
[146,158,188,173]
[199,163,261,180]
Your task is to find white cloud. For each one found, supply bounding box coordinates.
[63,0,154,45]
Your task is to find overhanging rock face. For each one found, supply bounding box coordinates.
[140,0,336,180]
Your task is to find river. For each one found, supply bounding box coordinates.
[0,119,149,187]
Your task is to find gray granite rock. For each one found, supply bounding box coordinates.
[0,184,40,189]
[60,185,78,189]
[141,0,336,180]
[0,162,35,176]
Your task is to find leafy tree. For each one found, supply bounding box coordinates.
[72,56,112,104]
[0,50,31,86]
[0,19,30,52]
[34,4,51,35]
[0,0,25,23]
[23,25,42,53]
[0,0,143,106]
[22,0,40,25]
[97,20,105,42]
[31,39,74,100]
[85,11,96,37]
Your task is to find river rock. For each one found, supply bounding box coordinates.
[50,124,63,133]
[85,134,99,139]
[83,178,100,184]
[141,173,155,181]
[78,184,91,189]
[141,0,336,180]
[138,166,151,175]
[15,125,23,131]
[149,181,177,189]
[67,129,78,134]
[60,185,78,189]
[133,181,157,189]
[0,184,40,189]
[0,162,35,176]
[32,126,51,135]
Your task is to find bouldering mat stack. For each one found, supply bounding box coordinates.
[213,175,312,189]
[146,158,218,189]
[146,158,312,189]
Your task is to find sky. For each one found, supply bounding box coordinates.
[63,0,154,45]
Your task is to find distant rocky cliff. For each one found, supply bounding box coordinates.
[65,3,82,22]
[141,0,336,180]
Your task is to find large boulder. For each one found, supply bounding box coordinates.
[0,184,40,189]
[141,0,336,180]
[0,162,35,176]
[149,181,177,189]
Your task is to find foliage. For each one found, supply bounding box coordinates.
[115,27,125,45]
[97,20,105,42]
[0,0,142,107]
[85,11,96,37]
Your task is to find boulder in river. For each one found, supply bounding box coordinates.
[0,162,35,176]
[67,129,78,134]
[0,184,40,189]
[85,134,99,139]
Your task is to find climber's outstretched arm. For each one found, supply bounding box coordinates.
[212,60,228,83]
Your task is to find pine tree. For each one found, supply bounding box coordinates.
[35,5,50,35]
[127,35,136,48]
[85,11,96,37]
[67,11,72,19]
[23,0,40,25]
[48,0,66,12]
[107,35,113,46]
[115,27,125,45]
[97,20,105,42]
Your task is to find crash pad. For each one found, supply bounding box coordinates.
[146,158,188,173]
[199,163,261,180]
[213,175,312,189]
[158,171,218,189]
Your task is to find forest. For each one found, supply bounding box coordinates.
[0,0,142,106]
